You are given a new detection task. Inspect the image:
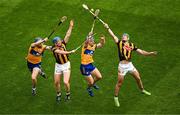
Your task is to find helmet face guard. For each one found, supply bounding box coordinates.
[86,32,97,41]
[85,35,94,46]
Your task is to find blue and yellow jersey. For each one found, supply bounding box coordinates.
[81,44,97,65]
[26,45,47,64]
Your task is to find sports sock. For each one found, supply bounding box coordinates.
[87,87,92,91]
[32,87,36,90]
[57,92,61,96]
[66,92,70,96]
[114,96,120,107]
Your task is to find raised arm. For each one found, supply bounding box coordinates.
[104,23,119,43]
[136,49,157,56]
[54,49,75,55]
[96,34,105,48]
[64,20,74,43]
[31,37,48,48]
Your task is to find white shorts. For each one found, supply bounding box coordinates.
[118,62,137,76]
[54,61,71,75]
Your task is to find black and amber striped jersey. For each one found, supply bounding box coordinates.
[52,40,69,64]
[117,40,138,61]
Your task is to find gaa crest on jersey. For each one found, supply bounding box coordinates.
[30,49,42,56]
[123,45,133,51]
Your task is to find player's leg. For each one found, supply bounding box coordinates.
[85,76,94,97]
[129,62,151,95]
[54,63,62,102]
[63,69,71,101]
[114,72,124,96]
[91,68,102,89]
[130,69,143,90]
[130,70,151,95]
[80,64,94,97]
[54,73,62,102]
[114,71,125,107]
[114,62,127,107]
[39,67,47,79]
[31,67,40,95]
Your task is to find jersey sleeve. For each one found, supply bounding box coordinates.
[132,43,138,51]
[117,39,120,44]
[62,40,66,45]
[51,46,57,52]
[94,44,97,50]
[42,45,47,51]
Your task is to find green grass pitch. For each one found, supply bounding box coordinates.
[0,0,179,114]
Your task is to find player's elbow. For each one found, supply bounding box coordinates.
[114,39,119,43]
[101,42,105,47]
[139,52,146,56]
[112,36,118,43]
[97,44,103,48]
[141,52,149,56]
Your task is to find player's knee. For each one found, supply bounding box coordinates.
[117,80,123,86]
[89,81,94,86]
[117,81,122,85]
[116,83,122,87]
[98,74,102,80]
[32,78,36,82]
[54,81,60,86]
[64,81,69,86]
[31,76,36,81]
[136,76,141,82]
[89,83,93,86]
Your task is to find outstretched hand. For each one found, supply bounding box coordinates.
[70,49,76,54]
[70,20,74,27]
[151,51,158,56]
[100,34,105,41]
